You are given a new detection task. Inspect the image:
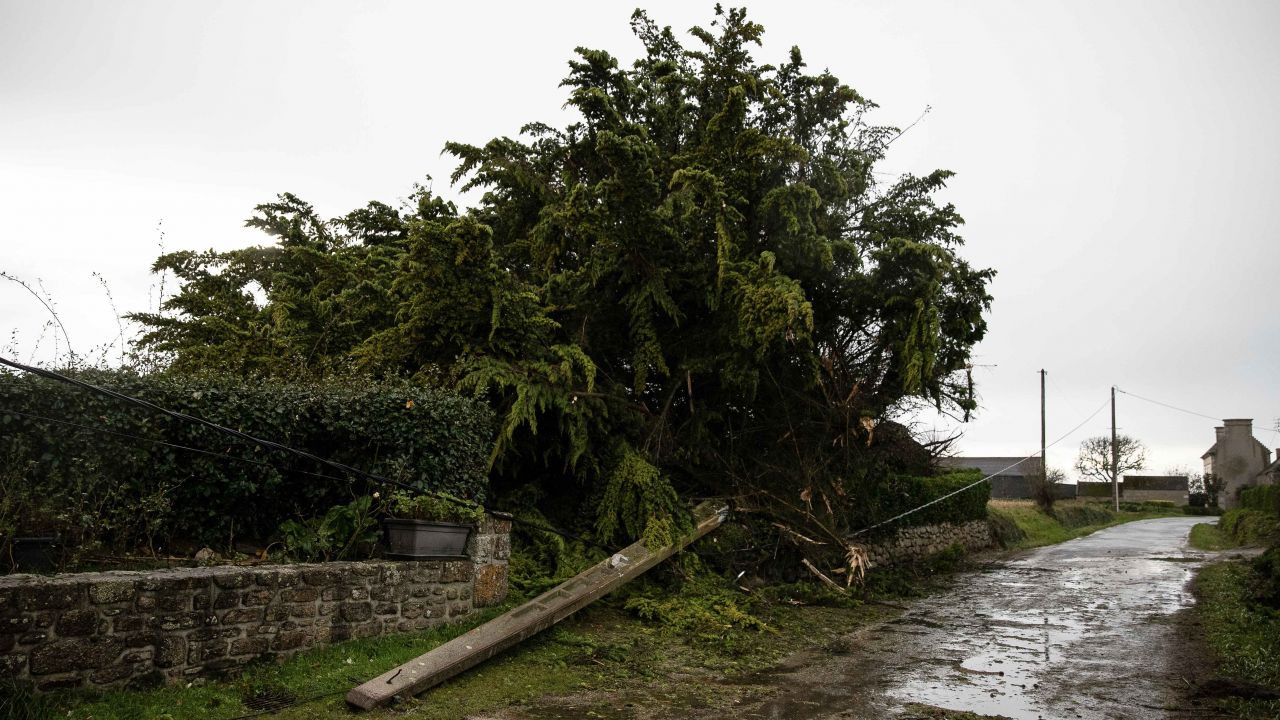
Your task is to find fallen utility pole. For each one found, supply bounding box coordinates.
[347,501,729,710]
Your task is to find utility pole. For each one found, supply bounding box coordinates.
[1040,370,1047,481]
[1111,385,1119,512]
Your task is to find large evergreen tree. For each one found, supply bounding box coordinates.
[133,7,994,547]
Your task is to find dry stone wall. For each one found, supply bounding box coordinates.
[0,516,509,692]
[860,519,993,568]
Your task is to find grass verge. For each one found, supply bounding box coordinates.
[32,503,1176,720]
[36,549,974,720]
[1189,522,1238,551]
[987,499,1181,550]
[1193,560,1280,720]
[51,606,524,720]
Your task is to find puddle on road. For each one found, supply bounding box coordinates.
[874,518,1206,720]
[700,518,1212,720]
[889,607,1084,720]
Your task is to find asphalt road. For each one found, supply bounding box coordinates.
[748,516,1216,720]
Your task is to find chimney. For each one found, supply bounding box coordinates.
[1224,419,1253,446]
[1215,427,1225,443]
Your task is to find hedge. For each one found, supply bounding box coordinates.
[1240,485,1280,515]
[0,369,493,551]
[1219,509,1280,547]
[853,469,990,537]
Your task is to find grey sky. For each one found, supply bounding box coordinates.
[3,0,1278,478]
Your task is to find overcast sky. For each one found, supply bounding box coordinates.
[3,0,1278,479]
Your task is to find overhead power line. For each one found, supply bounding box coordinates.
[851,395,1111,537]
[1114,387,1221,423]
[1115,386,1280,435]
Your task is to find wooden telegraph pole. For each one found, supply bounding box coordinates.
[1040,370,1047,479]
[1111,385,1119,511]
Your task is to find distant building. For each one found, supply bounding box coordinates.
[1077,481,1115,499]
[1263,454,1280,486]
[1122,475,1188,504]
[938,456,1063,500]
[1201,419,1275,509]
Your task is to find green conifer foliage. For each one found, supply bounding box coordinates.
[134,7,994,544]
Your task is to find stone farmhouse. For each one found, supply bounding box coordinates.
[1201,418,1277,509]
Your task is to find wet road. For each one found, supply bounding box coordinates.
[748,516,1214,720]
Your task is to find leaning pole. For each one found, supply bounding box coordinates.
[347,501,729,710]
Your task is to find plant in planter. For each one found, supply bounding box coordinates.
[384,491,485,559]
[0,465,65,573]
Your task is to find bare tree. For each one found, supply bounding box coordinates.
[1029,467,1067,513]
[1074,435,1146,484]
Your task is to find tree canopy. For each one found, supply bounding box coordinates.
[1074,435,1148,484]
[131,7,994,546]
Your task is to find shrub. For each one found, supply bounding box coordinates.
[386,491,485,524]
[1220,509,1280,547]
[277,496,382,562]
[852,470,989,538]
[1054,504,1114,529]
[1251,545,1280,610]
[1241,485,1280,515]
[1103,499,1177,514]
[0,368,493,554]
[986,509,1027,547]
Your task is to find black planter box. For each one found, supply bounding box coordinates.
[384,519,472,559]
[9,536,60,573]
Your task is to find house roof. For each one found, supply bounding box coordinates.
[1201,437,1270,459]
[938,456,1043,477]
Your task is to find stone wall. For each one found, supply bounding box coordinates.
[860,519,993,568]
[0,516,509,692]
[1124,490,1185,504]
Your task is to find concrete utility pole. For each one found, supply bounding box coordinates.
[1111,385,1119,511]
[1040,370,1047,480]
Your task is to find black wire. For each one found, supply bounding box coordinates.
[0,358,612,551]
[1114,387,1222,423]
